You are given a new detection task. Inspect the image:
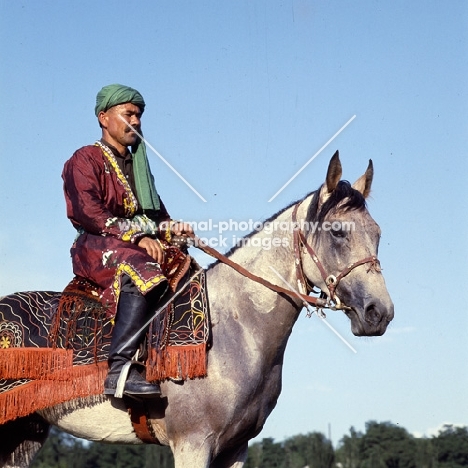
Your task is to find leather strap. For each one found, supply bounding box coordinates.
[291,202,380,302]
[331,256,380,294]
[191,235,328,308]
[127,399,160,444]
[291,203,334,285]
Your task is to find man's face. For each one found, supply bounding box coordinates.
[98,102,143,153]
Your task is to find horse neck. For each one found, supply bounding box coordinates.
[207,200,312,352]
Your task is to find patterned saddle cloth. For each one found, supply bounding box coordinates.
[54,252,209,380]
[0,256,210,424]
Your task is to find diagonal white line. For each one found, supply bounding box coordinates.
[118,115,207,202]
[310,306,358,354]
[268,265,357,354]
[268,115,356,202]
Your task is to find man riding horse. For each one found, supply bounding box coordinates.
[62,84,193,398]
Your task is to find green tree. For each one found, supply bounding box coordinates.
[245,442,263,468]
[336,426,363,468]
[144,444,174,468]
[259,438,285,468]
[283,432,334,468]
[337,421,421,468]
[433,424,468,468]
[85,444,146,468]
[413,437,438,468]
[359,421,417,468]
[31,427,87,468]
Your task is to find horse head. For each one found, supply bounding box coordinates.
[298,151,394,336]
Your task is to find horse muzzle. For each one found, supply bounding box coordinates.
[347,298,394,337]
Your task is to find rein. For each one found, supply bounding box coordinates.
[188,201,381,312]
[191,233,328,309]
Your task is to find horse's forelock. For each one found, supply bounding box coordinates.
[306,180,366,224]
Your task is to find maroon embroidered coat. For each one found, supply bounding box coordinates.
[62,142,171,315]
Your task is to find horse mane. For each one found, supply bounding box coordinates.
[306,180,366,224]
[208,196,305,266]
[206,180,366,268]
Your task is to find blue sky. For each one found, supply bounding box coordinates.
[1,1,467,446]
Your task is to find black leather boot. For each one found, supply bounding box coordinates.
[104,291,161,397]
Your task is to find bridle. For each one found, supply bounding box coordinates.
[190,200,381,313]
[291,202,381,312]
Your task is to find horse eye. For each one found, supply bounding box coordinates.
[331,228,346,238]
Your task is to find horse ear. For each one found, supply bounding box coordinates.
[319,150,342,204]
[352,159,374,198]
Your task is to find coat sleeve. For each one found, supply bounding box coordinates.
[62,147,150,243]
[144,199,175,242]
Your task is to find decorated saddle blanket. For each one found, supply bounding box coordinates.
[0,258,210,424]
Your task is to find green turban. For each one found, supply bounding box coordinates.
[95,84,160,212]
[95,84,145,116]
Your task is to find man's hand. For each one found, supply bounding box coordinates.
[171,222,194,237]
[137,237,165,264]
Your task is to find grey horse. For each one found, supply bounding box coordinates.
[0,152,393,467]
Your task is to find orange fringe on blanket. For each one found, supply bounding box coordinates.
[146,344,207,382]
[0,361,107,424]
[0,348,74,380]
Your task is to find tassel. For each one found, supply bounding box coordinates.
[0,348,74,380]
[146,344,207,382]
[0,361,107,424]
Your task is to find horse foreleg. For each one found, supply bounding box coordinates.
[171,438,213,468]
[0,414,50,468]
[210,443,248,468]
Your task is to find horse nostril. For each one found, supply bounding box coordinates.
[365,304,382,325]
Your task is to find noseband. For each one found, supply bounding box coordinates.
[291,202,381,311]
